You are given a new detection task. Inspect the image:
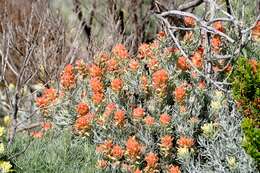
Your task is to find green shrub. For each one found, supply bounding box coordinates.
[231,56,260,164]
[8,129,96,173]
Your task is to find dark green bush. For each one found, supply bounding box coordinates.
[231,56,260,164]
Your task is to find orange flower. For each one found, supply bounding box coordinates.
[126,136,141,159]
[252,20,260,41]
[138,43,154,59]
[97,160,108,169]
[140,75,148,91]
[144,116,155,126]
[191,52,203,69]
[75,59,88,76]
[211,35,221,52]
[168,165,181,173]
[177,136,194,148]
[104,103,117,117]
[198,80,206,89]
[184,16,195,27]
[160,113,171,125]
[133,107,145,119]
[111,78,123,92]
[112,44,129,59]
[148,58,159,70]
[76,102,89,116]
[213,21,225,32]
[89,64,102,77]
[75,113,94,131]
[31,131,43,139]
[92,92,104,104]
[177,56,189,71]
[96,139,113,154]
[89,77,103,93]
[152,69,169,89]
[97,52,110,64]
[60,64,76,89]
[133,168,142,173]
[160,135,173,149]
[249,59,258,74]
[114,109,125,126]
[145,152,158,168]
[36,88,57,108]
[42,122,52,131]
[106,58,118,71]
[129,59,139,71]
[111,144,124,159]
[174,86,186,102]
[157,31,166,40]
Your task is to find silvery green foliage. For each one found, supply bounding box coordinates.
[183,93,258,173]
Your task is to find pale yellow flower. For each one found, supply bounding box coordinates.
[201,122,215,138]
[226,156,237,170]
[0,161,12,173]
[177,147,189,159]
[0,143,4,154]
[0,127,4,137]
[3,116,11,126]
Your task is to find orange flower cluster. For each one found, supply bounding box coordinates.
[184,16,196,27]
[114,109,125,126]
[36,88,57,108]
[252,20,260,41]
[177,56,190,71]
[74,113,94,134]
[152,69,169,90]
[106,58,118,72]
[76,102,89,116]
[144,116,155,126]
[213,21,225,33]
[89,77,104,104]
[112,44,129,59]
[103,102,117,118]
[75,59,88,77]
[138,43,154,59]
[60,64,76,89]
[160,135,173,150]
[211,35,222,52]
[133,107,145,119]
[111,144,124,159]
[177,136,194,148]
[174,86,186,103]
[191,51,203,69]
[140,75,148,92]
[249,59,258,74]
[129,59,140,71]
[168,165,181,173]
[111,78,123,92]
[145,152,158,168]
[126,137,142,159]
[160,113,171,125]
[89,64,102,77]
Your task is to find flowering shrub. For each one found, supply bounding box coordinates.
[32,28,259,172]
